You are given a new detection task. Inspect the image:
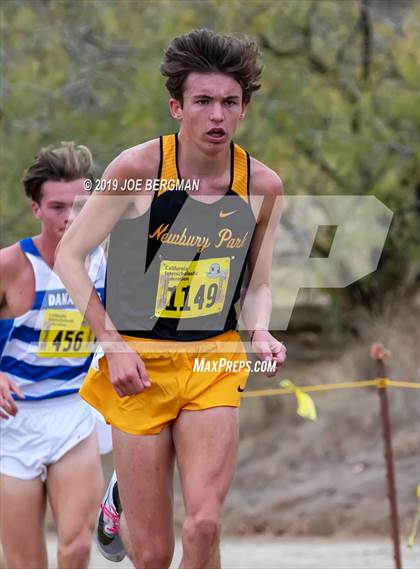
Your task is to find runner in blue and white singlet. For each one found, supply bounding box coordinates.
[0,237,105,400]
[0,142,109,569]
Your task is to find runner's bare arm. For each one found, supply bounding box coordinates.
[0,247,26,416]
[0,245,19,317]
[56,143,159,338]
[55,143,158,396]
[241,166,287,375]
[56,151,137,338]
[0,249,9,318]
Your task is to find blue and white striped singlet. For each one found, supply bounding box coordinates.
[0,237,105,400]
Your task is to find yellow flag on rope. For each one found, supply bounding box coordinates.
[407,483,420,548]
[280,379,318,421]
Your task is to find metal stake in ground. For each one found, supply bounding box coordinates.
[370,342,402,569]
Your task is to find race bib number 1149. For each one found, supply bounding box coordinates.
[155,258,230,319]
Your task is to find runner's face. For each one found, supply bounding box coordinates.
[32,179,88,241]
[170,72,247,151]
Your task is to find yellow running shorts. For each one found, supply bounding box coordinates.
[80,330,249,435]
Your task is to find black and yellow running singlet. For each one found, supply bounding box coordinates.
[105,133,257,341]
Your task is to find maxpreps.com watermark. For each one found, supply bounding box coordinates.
[84,178,200,192]
[193,357,276,374]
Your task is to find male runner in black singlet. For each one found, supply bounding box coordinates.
[57,29,287,569]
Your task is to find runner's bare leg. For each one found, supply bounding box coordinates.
[112,425,175,569]
[47,432,103,569]
[0,475,48,569]
[174,407,240,569]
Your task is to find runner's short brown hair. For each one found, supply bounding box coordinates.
[22,141,93,203]
[160,29,263,105]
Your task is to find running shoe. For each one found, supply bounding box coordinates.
[95,471,126,562]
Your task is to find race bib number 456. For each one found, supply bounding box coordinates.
[37,309,94,358]
[155,258,230,318]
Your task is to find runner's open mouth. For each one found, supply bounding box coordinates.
[207,128,226,138]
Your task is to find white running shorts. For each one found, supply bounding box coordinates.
[93,408,113,455]
[0,394,95,481]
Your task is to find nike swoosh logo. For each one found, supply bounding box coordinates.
[219,210,237,218]
[238,386,245,392]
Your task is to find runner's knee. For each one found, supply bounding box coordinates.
[57,530,91,564]
[182,514,220,546]
[132,541,173,569]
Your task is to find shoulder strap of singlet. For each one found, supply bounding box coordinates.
[15,237,49,307]
[156,134,179,197]
[19,237,41,257]
[230,143,250,204]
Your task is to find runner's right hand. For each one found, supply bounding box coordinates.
[105,343,151,397]
[0,373,25,419]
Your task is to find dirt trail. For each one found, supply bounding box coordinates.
[45,535,419,568]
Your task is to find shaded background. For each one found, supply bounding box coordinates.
[1,0,419,541]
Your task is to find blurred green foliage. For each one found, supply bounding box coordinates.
[1,0,418,310]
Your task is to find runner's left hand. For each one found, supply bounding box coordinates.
[0,373,25,419]
[251,330,287,378]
